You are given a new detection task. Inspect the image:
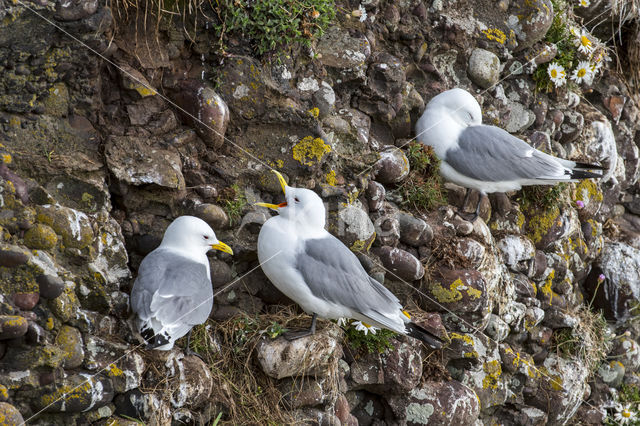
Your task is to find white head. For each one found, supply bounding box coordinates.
[256,171,326,231]
[425,88,482,127]
[161,215,233,255]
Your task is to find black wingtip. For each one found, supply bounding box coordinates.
[141,326,170,349]
[406,322,443,349]
[573,161,604,170]
[569,169,603,179]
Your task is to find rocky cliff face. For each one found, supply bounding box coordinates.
[1,0,640,424]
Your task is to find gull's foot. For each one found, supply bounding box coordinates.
[282,329,315,341]
[184,347,205,361]
[455,209,479,223]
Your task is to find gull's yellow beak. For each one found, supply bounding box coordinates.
[211,241,233,255]
[271,169,288,194]
[254,170,289,210]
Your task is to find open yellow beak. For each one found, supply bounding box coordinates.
[211,241,233,255]
[254,170,289,210]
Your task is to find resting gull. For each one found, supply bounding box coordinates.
[130,215,233,351]
[415,88,603,221]
[256,171,442,349]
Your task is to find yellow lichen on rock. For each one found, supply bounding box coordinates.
[326,170,337,186]
[482,28,507,44]
[482,360,502,389]
[292,136,331,166]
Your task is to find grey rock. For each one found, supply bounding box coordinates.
[511,0,554,52]
[497,235,535,272]
[54,0,99,21]
[485,314,510,342]
[312,81,336,118]
[0,248,28,267]
[366,181,386,211]
[0,402,24,425]
[279,378,327,409]
[316,27,371,69]
[55,325,84,369]
[598,360,625,388]
[37,274,65,299]
[375,246,424,281]
[373,214,400,247]
[334,203,376,252]
[397,212,433,247]
[504,101,535,133]
[595,242,640,322]
[373,147,410,184]
[256,327,342,379]
[467,48,500,89]
[195,203,229,230]
[166,353,213,408]
[559,110,584,143]
[32,374,114,413]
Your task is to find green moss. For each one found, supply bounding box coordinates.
[344,325,395,354]
[398,143,447,211]
[23,224,58,250]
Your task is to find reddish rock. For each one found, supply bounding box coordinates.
[13,293,39,310]
[0,316,28,340]
[375,246,424,282]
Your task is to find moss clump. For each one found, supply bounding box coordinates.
[213,0,336,55]
[397,143,446,211]
[23,224,58,250]
[344,325,395,354]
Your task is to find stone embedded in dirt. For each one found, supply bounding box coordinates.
[195,203,229,230]
[54,0,99,21]
[12,293,39,310]
[30,373,114,413]
[279,378,327,409]
[0,402,24,425]
[559,110,584,144]
[397,212,433,247]
[316,27,371,70]
[511,0,554,52]
[255,327,342,380]
[373,214,400,247]
[0,315,28,340]
[0,248,28,267]
[165,353,213,409]
[366,181,386,211]
[333,203,376,253]
[36,274,65,299]
[373,147,410,184]
[467,48,500,89]
[497,235,536,273]
[386,380,480,425]
[55,325,85,369]
[375,246,424,282]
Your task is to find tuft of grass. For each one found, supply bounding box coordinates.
[517,183,568,212]
[398,143,447,211]
[213,0,336,55]
[620,383,640,404]
[344,326,396,354]
[550,308,611,375]
[217,183,246,226]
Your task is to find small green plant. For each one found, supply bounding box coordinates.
[398,143,447,211]
[213,0,336,55]
[344,326,396,354]
[264,321,287,339]
[517,183,568,212]
[218,183,247,226]
[620,384,640,404]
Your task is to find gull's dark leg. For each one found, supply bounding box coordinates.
[456,190,485,223]
[183,329,205,360]
[283,313,317,341]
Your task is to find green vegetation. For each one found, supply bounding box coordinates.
[398,143,447,211]
[213,0,336,55]
[620,383,640,404]
[344,326,396,354]
[517,183,568,212]
[218,183,246,227]
[533,0,577,91]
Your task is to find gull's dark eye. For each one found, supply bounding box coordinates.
[294,197,300,203]
[203,235,210,240]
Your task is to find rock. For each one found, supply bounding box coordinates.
[105,135,185,189]
[511,0,554,51]
[114,389,171,424]
[598,360,625,388]
[279,378,327,409]
[485,314,510,341]
[559,110,584,143]
[256,327,342,379]
[467,48,500,89]
[312,81,336,117]
[386,381,480,425]
[497,235,536,273]
[333,203,376,252]
[0,315,28,340]
[36,204,93,250]
[0,248,28,267]
[316,26,371,70]
[373,214,400,247]
[373,147,410,184]
[397,212,433,247]
[504,101,535,133]
[375,246,424,281]
[166,353,213,408]
[37,274,66,299]
[194,204,229,230]
[25,321,46,345]
[54,0,99,21]
[350,340,423,394]
[608,335,640,373]
[23,224,58,250]
[0,402,24,425]
[423,268,489,330]
[238,209,271,235]
[525,207,570,250]
[55,325,84,369]
[33,373,114,413]
[366,181,386,211]
[171,79,230,149]
[84,336,144,393]
[49,287,81,323]
[593,242,640,322]
[13,293,39,310]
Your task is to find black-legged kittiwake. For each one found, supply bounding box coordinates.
[416,88,603,221]
[130,215,233,351]
[256,171,443,349]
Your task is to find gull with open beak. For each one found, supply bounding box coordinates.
[256,171,442,349]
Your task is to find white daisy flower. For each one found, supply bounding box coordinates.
[574,29,595,54]
[353,320,378,335]
[578,0,590,7]
[352,4,367,22]
[547,62,566,87]
[613,403,636,424]
[570,61,594,84]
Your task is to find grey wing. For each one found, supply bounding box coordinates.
[296,236,401,322]
[130,250,213,326]
[446,125,567,182]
